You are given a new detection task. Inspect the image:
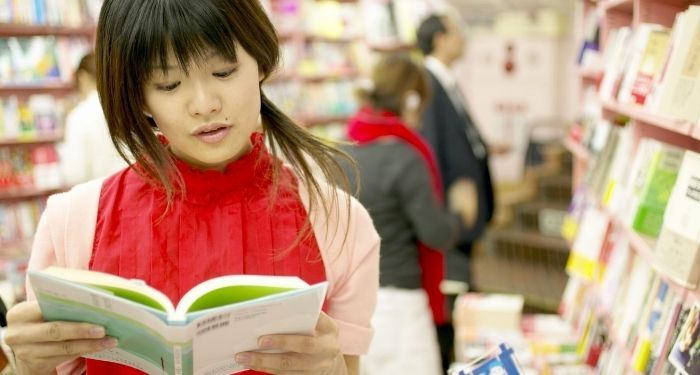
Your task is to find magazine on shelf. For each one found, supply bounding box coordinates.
[29,267,327,375]
[668,304,700,375]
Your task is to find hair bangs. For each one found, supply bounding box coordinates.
[137,0,240,79]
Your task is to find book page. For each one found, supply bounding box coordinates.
[175,275,309,318]
[189,282,327,375]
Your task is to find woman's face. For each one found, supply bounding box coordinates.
[143,44,263,171]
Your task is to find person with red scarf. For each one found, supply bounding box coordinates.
[342,54,476,374]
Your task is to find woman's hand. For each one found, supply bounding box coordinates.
[4,301,117,375]
[235,312,348,374]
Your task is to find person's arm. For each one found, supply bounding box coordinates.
[6,194,110,375]
[396,148,461,250]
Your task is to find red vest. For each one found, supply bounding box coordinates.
[85,136,326,374]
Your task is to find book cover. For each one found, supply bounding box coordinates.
[653,150,700,287]
[449,343,525,375]
[629,28,672,105]
[629,142,684,237]
[668,303,700,375]
[654,6,700,123]
[29,267,328,375]
[617,24,667,105]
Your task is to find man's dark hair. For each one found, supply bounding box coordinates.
[416,14,446,55]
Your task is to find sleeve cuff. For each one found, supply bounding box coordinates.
[336,319,374,356]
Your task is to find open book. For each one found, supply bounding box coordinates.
[29,267,328,375]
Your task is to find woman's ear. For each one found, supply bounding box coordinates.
[403,90,421,112]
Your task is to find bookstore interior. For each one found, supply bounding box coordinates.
[1,0,700,374]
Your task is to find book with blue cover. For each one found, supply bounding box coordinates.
[449,343,525,375]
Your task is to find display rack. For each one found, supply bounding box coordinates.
[563,0,700,373]
[0,8,96,272]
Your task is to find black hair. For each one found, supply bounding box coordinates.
[416,14,447,55]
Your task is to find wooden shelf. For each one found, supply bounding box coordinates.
[600,0,634,13]
[601,99,695,137]
[299,114,350,127]
[693,122,700,141]
[0,186,66,201]
[299,69,358,82]
[0,24,95,36]
[303,34,360,43]
[366,41,415,52]
[563,138,592,162]
[0,132,64,146]
[0,82,76,96]
[579,67,603,82]
[0,239,32,254]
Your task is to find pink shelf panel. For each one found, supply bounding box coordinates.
[0,82,76,96]
[0,186,67,201]
[366,41,415,52]
[601,100,694,136]
[693,123,700,141]
[0,24,94,36]
[579,68,603,82]
[300,69,358,82]
[299,115,350,127]
[601,0,634,13]
[0,132,63,146]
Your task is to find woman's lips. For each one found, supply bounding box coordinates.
[194,126,231,144]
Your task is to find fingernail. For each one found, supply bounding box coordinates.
[259,337,273,348]
[235,353,251,364]
[89,327,105,338]
[101,338,118,348]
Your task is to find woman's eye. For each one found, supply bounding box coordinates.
[156,82,181,91]
[213,67,237,78]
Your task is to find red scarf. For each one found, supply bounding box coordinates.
[347,106,447,324]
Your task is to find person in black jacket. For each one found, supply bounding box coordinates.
[417,13,497,371]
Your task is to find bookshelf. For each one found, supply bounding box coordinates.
[564,0,700,373]
[0,1,99,303]
[264,0,439,132]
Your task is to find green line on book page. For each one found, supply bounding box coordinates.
[85,284,166,312]
[36,292,190,346]
[187,286,296,313]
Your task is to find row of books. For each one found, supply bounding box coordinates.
[0,94,63,140]
[0,198,43,247]
[263,80,357,123]
[561,259,699,375]
[0,0,101,27]
[0,144,62,192]
[276,40,358,77]
[580,6,700,124]
[266,0,431,44]
[565,113,700,288]
[0,36,91,84]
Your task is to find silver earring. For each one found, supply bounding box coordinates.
[144,111,153,118]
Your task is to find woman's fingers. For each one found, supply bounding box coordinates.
[6,321,106,346]
[15,338,118,359]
